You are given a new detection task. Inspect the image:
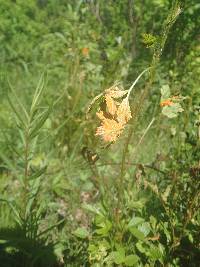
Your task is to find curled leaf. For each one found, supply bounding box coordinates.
[105,95,117,116]
[105,86,128,99]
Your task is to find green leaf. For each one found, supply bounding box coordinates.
[138,222,151,237]
[136,242,146,254]
[142,33,157,47]
[30,107,52,138]
[162,103,184,118]
[95,219,112,236]
[129,227,145,240]
[150,216,157,229]
[110,250,125,264]
[82,203,102,216]
[147,245,163,262]
[30,74,45,116]
[0,199,22,226]
[73,227,89,239]
[29,166,47,180]
[161,84,170,100]
[7,94,27,128]
[128,217,144,227]
[0,151,17,174]
[124,255,139,266]
[88,244,97,253]
[37,219,65,238]
[99,239,110,250]
[8,80,29,123]
[128,199,146,209]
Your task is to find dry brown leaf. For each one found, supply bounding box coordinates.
[147,235,160,241]
[105,86,128,99]
[116,98,132,125]
[105,95,117,116]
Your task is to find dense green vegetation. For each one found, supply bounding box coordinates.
[0,0,199,266]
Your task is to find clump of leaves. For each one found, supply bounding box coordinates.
[142,33,157,48]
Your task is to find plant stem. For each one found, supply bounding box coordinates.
[23,126,30,222]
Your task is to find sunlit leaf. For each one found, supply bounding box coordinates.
[73,227,89,239]
[124,254,139,266]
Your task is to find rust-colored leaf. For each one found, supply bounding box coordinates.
[160,99,173,107]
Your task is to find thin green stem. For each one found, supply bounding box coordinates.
[23,127,30,222]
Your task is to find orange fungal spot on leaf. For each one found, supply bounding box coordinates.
[82,47,89,57]
[160,99,173,107]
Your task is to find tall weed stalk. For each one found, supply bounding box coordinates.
[118,0,181,206]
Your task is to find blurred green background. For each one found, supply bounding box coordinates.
[0,0,199,266]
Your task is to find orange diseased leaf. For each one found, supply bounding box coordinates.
[116,98,132,125]
[82,47,89,57]
[160,99,173,107]
[96,118,124,142]
[105,86,128,99]
[94,68,150,142]
[105,95,117,116]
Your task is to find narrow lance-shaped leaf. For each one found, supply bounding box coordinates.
[7,94,26,128]
[30,74,45,117]
[29,165,47,180]
[29,106,52,138]
[8,80,30,124]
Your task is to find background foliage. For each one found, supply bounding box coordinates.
[0,0,199,266]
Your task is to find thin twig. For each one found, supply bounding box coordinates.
[130,117,155,159]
